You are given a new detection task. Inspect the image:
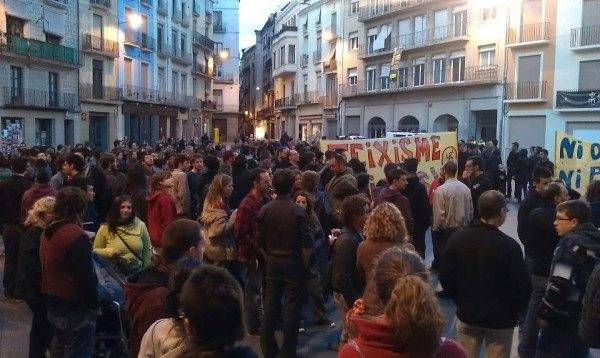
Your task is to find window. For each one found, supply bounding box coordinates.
[158,67,165,91]
[192,78,198,96]
[349,32,359,50]
[579,60,600,90]
[479,45,496,67]
[157,24,164,50]
[366,66,377,91]
[453,10,467,37]
[141,63,149,88]
[517,54,541,98]
[316,71,322,92]
[172,30,178,53]
[380,64,390,90]
[433,57,446,84]
[413,15,426,44]
[348,68,358,86]
[45,33,61,44]
[451,55,465,82]
[180,33,186,52]
[181,74,187,94]
[124,58,133,86]
[288,45,295,64]
[367,27,377,53]
[413,62,425,86]
[215,64,223,77]
[434,9,448,40]
[10,66,23,98]
[398,67,408,88]
[92,14,103,40]
[181,1,186,20]
[480,7,497,21]
[40,70,58,104]
[280,46,285,66]
[172,71,178,93]
[303,74,308,93]
[6,16,24,37]
[350,0,359,15]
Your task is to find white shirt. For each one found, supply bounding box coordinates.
[432,177,473,230]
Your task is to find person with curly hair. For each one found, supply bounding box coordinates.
[340,247,466,358]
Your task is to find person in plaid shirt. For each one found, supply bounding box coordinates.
[234,168,272,335]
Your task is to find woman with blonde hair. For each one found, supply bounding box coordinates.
[340,247,466,358]
[17,196,56,358]
[200,174,239,279]
[357,202,412,283]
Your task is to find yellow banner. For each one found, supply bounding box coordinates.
[320,132,458,189]
[555,132,600,195]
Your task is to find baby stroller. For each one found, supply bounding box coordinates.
[93,254,129,358]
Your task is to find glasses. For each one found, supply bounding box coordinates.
[555,217,572,221]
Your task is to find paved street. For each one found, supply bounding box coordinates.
[0,201,522,357]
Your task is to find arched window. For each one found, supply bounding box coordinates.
[398,116,420,132]
[368,117,386,138]
[433,114,459,132]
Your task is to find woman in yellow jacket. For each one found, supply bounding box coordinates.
[93,195,152,276]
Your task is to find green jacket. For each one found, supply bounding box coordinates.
[93,217,152,272]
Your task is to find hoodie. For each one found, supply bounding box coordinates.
[124,262,171,357]
[373,187,414,234]
[147,191,177,248]
[21,183,56,220]
[340,315,466,358]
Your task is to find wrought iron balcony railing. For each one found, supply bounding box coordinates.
[2,87,78,111]
[0,32,80,66]
[507,22,551,45]
[192,32,214,51]
[570,25,600,48]
[505,81,548,101]
[82,34,119,57]
[80,84,121,101]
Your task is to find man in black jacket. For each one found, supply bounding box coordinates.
[518,182,568,358]
[537,200,600,357]
[517,168,553,247]
[440,190,531,358]
[506,142,520,198]
[401,157,432,258]
[461,156,492,219]
[0,156,32,301]
[257,169,312,358]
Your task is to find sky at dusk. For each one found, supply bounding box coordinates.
[239,0,287,51]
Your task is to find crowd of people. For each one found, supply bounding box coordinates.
[0,135,598,358]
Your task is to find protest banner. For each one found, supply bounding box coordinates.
[555,132,600,196]
[320,132,458,189]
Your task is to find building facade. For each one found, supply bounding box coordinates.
[0,0,81,148]
[210,0,240,143]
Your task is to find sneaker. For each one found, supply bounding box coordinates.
[314,317,336,327]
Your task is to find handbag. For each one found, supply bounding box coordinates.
[112,230,143,277]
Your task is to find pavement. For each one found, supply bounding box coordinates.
[0,201,522,358]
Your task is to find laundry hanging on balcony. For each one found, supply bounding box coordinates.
[373,25,391,51]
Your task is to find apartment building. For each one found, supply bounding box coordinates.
[340,0,506,142]
[210,0,240,142]
[272,1,300,139]
[296,0,342,141]
[0,0,80,148]
[256,15,276,139]
[503,0,557,154]
[240,45,256,133]
[80,0,121,151]
[549,0,600,150]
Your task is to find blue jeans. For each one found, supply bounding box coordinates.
[536,323,589,358]
[47,306,97,358]
[518,274,548,358]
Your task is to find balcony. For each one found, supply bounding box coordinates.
[80,84,121,102]
[192,63,213,78]
[507,22,551,48]
[273,25,297,42]
[215,72,235,83]
[341,65,499,97]
[324,58,337,73]
[123,85,199,108]
[171,49,193,65]
[82,34,119,58]
[313,50,322,63]
[360,24,468,59]
[0,32,80,67]
[172,8,182,23]
[213,23,226,34]
[2,87,78,111]
[272,62,297,78]
[295,91,321,105]
[140,33,156,51]
[275,97,296,109]
[140,0,152,7]
[324,25,337,42]
[124,31,155,51]
[358,0,440,22]
[157,0,167,16]
[300,54,309,67]
[322,93,338,109]
[556,89,600,111]
[258,105,274,118]
[90,0,111,9]
[504,81,547,103]
[157,43,170,58]
[192,32,215,51]
[44,0,68,9]
[570,25,600,51]
[201,99,218,111]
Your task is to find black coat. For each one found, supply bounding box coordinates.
[526,204,560,276]
[0,174,32,228]
[580,264,600,348]
[507,149,520,173]
[230,169,251,209]
[462,174,492,219]
[517,189,545,247]
[401,175,432,233]
[196,168,218,212]
[17,226,45,306]
[440,221,531,329]
[331,227,365,307]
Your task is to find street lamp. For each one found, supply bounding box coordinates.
[127,13,143,30]
[219,48,230,60]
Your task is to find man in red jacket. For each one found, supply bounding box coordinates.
[373,167,414,234]
[124,219,204,357]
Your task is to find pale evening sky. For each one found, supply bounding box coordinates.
[239,0,287,51]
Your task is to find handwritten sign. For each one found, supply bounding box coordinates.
[320,132,458,188]
[555,132,600,195]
